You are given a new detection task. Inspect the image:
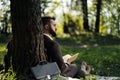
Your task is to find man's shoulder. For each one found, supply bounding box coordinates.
[44,35,57,44]
[44,35,50,40]
[44,35,60,47]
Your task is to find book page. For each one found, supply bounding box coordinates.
[63,54,71,63]
[63,53,79,63]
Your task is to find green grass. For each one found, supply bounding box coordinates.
[0,43,7,64]
[56,33,120,45]
[61,45,120,76]
[56,33,120,76]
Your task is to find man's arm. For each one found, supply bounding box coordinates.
[50,41,66,71]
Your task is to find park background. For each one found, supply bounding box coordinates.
[0,0,120,79]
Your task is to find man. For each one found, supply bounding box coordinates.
[42,16,85,79]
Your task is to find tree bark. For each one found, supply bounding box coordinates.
[95,0,102,33]
[6,0,43,73]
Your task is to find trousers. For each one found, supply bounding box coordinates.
[61,64,85,79]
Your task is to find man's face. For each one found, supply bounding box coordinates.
[49,19,57,37]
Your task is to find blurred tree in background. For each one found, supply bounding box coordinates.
[95,0,102,33]
[0,0,11,34]
[81,0,90,31]
[100,0,120,35]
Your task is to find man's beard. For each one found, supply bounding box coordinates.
[49,27,56,37]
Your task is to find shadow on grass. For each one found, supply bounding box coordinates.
[55,33,120,47]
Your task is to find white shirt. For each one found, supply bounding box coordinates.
[44,33,53,40]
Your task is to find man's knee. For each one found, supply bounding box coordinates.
[74,68,86,79]
[61,64,78,77]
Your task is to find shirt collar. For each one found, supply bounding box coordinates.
[44,33,53,40]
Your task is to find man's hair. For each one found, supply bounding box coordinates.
[41,16,55,26]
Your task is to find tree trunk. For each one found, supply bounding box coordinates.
[7,0,43,73]
[95,0,102,33]
[81,0,90,31]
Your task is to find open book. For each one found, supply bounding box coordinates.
[63,53,79,64]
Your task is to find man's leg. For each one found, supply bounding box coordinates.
[62,64,78,77]
[73,68,86,79]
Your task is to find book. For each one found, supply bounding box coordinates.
[63,53,79,64]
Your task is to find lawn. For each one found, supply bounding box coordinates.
[55,33,120,76]
[61,45,120,76]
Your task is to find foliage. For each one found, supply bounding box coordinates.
[0,34,11,64]
[0,69,16,80]
[0,0,11,34]
[41,0,60,16]
[0,43,6,64]
[100,0,120,35]
[0,67,35,80]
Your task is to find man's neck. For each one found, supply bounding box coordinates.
[44,33,53,40]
